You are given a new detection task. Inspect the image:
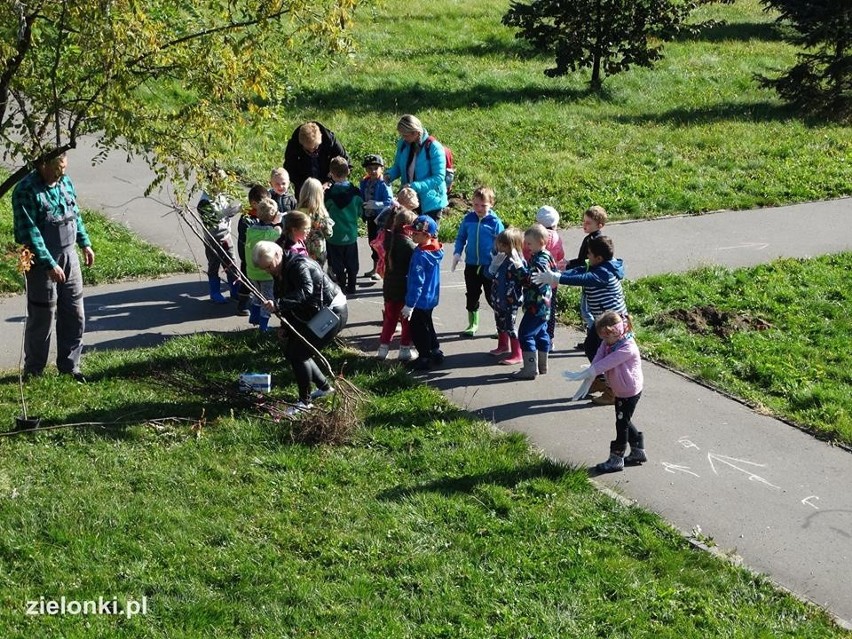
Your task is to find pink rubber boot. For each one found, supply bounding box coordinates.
[489,332,510,356]
[500,337,523,365]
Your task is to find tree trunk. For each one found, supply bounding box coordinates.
[591,53,602,92]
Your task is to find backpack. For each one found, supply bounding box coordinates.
[424,135,455,192]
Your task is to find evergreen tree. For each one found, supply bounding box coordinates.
[760,0,851,120]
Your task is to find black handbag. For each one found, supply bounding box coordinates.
[306,306,339,339]
[304,277,339,339]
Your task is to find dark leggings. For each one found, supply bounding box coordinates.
[612,392,642,454]
[285,305,348,402]
[366,218,379,263]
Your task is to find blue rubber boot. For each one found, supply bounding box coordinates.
[248,304,261,326]
[208,277,227,304]
[258,315,270,332]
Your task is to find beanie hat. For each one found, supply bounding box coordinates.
[536,205,560,228]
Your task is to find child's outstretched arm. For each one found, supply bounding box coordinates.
[591,341,639,375]
[531,265,604,288]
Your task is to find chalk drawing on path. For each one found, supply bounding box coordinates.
[802,496,820,510]
[661,462,700,478]
[707,452,780,490]
[678,437,700,450]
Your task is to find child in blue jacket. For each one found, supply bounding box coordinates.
[512,224,556,380]
[359,154,394,279]
[401,215,444,370]
[452,186,504,336]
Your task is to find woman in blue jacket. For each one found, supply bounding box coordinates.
[385,114,448,222]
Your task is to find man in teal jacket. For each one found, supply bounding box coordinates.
[12,153,95,381]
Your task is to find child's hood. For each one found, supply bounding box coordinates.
[326,183,360,209]
[601,258,625,280]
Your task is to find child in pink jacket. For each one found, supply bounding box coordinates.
[588,311,645,473]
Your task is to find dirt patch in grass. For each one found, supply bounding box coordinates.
[656,305,773,338]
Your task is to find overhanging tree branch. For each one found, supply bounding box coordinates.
[0,1,39,127]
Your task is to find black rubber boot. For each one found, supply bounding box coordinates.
[625,432,647,465]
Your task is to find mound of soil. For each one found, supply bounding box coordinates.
[447,193,472,214]
[656,305,772,339]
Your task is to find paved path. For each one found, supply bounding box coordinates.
[2,140,852,627]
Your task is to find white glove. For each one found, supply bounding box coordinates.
[489,252,507,275]
[509,248,523,268]
[571,375,595,402]
[563,366,597,402]
[531,270,560,287]
[401,305,413,320]
[562,366,596,381]
[451,254,461,272]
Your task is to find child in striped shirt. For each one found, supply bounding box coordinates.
[532,235,627,404]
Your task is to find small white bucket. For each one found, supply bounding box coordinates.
[239,373,271,393]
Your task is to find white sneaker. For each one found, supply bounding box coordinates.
[398,346,418,362]
[310,386,335,400]
[377,343,390,360]
[285,401,313,416]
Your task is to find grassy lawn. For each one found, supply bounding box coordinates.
[557,252,852,445]
[0,190,196,294]
[0,332,847,638]
[208,0,850,237]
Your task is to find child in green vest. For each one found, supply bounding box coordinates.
[245,198,283,331]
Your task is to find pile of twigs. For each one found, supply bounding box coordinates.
[290,370,366,445]
[151,365,365,444]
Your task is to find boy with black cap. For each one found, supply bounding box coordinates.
[360,154,394,279]
[401,215,444,370]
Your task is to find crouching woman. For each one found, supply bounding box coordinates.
[253,240,348,415]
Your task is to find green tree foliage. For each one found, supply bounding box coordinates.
[0,0,358,198]
[502,0,717,91]
[760,0,851,121]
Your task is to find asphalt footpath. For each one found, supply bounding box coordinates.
[2,140,851,627]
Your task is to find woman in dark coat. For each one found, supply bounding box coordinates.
[283,121,349,198]
[254,240,348,414]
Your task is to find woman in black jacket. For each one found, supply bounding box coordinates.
[283,121,349,199]
[254,241,348,414]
